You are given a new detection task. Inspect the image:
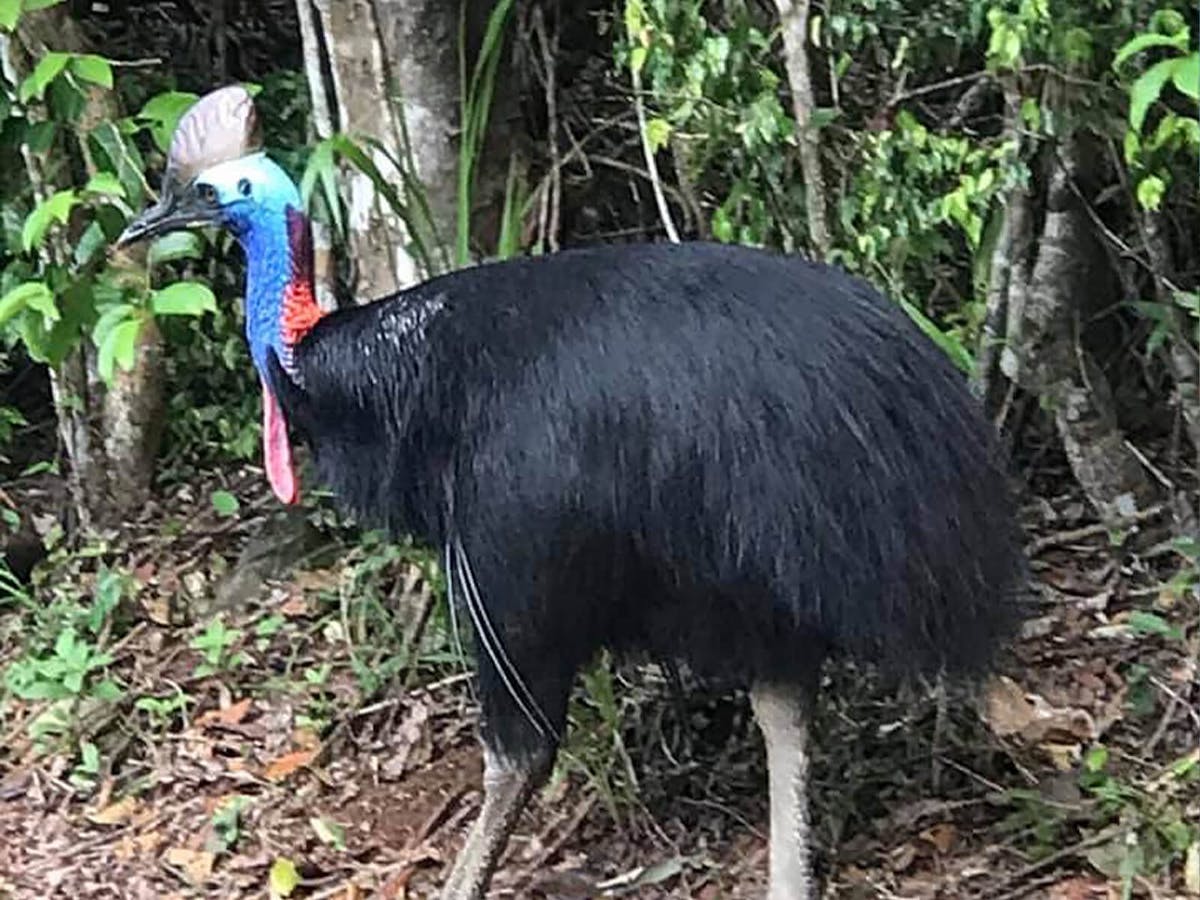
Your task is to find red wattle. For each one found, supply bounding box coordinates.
[262,380,298,505]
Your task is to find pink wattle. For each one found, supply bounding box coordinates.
[262,380,298,504]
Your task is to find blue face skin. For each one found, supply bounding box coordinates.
[193,154,302,381]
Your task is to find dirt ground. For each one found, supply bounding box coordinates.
[1,456,1198,900]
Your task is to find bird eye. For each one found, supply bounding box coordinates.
[198,182,218,204]
[238,178,252,198]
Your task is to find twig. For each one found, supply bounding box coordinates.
[773,0,831,258]
[107,57,163,68]
[531,5,561,252]
[523,792,599,873]
[977,826,1123,900]
[629,65,680,243]
[889,70,990,105]
[1029,503,1166,553]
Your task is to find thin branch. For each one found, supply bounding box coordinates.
[630,63,680,243]
[773,0,832,259]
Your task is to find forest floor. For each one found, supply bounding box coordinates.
[1,455,1198,900]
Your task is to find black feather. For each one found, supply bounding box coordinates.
[269,241,1025,760]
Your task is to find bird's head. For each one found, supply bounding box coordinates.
[119,86,320,506]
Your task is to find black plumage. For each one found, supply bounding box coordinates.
[267,239,1025,762]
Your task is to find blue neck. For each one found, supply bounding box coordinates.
[239,212,292,380]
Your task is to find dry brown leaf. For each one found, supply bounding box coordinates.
[137,830,165,856]
[164,847,215,885]
[1185,841,1199,895]
[887,843,917,873]
[918,822,957,855]
[196,698,253,728]
[294,568,339,592]
[114,835,137,861]
[292,727,320,750]
[142,595,173,626]
[1047,875,1114,899]
[1043,742,1081,771]
[87,795,142,826]
[984,676,1095,744]
[264,749,317,781]
[280,594,310,617]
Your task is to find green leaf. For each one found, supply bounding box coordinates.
[79,740,100,773]
[136,91,198,152]
[23,283,57,323]
[150,282,217,317]
[1128,610,1183,641]
[1171,52,1199,100]
[1083,744,1108,772]
[83,171,125,198]
[23,0,66,9]
[1136,174,1166,210]
[211,490,239,517]
[268,857,300,898]
[1174,291,1199,317]
[0,0,20,30]
[298,139,343,238]
[70,54,113,89]
[147,231,204,267]
[630,45,648,76]
[1129,59,1178,133]
[1113,31,1190,69]
[896,296,974,375]
[0,281,52,328]
[645,117,671,152]
[21,189,77,253]
[310,817,346,850]
[19,51,69,103]
[97,317,142,382]
[88,121,147,208]
[92,303,137,350]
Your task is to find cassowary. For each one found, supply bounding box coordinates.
[119,87,1025,900]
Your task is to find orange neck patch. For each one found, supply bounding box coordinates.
[281,206,324,346]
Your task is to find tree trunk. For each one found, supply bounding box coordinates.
[999,132,1157,523]
[1142,209,1200,465]
[5,9,166,530]
[773,0,832,260]
[297,0,492,294]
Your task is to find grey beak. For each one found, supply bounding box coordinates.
[116,203,166,248]
[116,182,221,248]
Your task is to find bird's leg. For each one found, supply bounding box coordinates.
[439,743,550,900]
[751,680,817,900]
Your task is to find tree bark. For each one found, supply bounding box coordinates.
[5,9,166,529]
[297,0,480,294]
[773,0,832,260]
[1142,209,1200,464]
[1000,133,1157,522]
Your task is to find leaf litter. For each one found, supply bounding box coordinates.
[0,463,1197,898]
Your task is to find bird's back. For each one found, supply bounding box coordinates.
[284,241,1024,688]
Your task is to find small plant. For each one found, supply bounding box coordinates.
[209,794,251,853]
[1077,745,1198,897]
[558,652,641,820]
[190,616,247,677]
[70,739,102,791]
[4,625,119,702]
[135,691,191,729]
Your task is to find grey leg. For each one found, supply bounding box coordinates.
[750,681,817,900]
[439,744,548,900]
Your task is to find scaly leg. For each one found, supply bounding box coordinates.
[439,744,549,900]
[750,680,816,900]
